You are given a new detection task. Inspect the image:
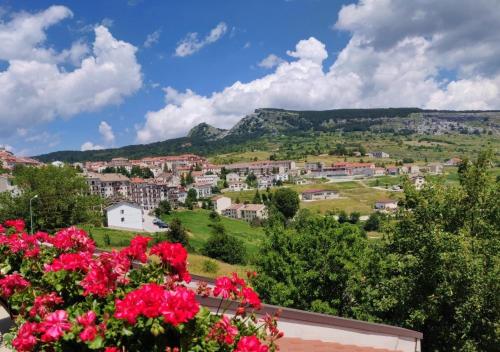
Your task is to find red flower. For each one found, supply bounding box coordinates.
[48,226,95,253]
[0,224,5,233]
[39,310,72,342]
[44,252,93,272]
[115,284,199,326]
[80,251,131,297]
[150,242,190,282]
[120,235,151,263]
[160,286,199,326]
[0,273,30,298]
[213,276,237,299]
[12,321,38,352]
[241,287,261,309]
[4,219,26,232]
[80,325,98,342]
[104,348,119,352]
[29,292,64,318]
[77,311,97,326]
[235,336,269,352]
[207,315,239,345]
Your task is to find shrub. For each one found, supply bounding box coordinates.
[201,259,220,274]
[0,219,281,351]
[202,223,247,265]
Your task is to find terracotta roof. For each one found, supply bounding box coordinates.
[242,204,266,211]
[278,337,400,352]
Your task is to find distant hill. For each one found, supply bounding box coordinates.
[35,107,500,162]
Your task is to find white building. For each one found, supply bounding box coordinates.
[226,173,241,183]
[228,181,248,191]
[274,173,289,182]
[106,202,144,231]
[411,175,425,190]
[194,174,219,186]
[212,195,232,214]
[301,189,339,201]
[375,199,398,211]
[240,204,268,222]
[191,182,212,198]
[371,151,390,158]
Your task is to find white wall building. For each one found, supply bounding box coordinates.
[212,195,232,214]
[106,202,144,231]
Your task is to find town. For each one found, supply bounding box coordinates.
[1,146,460,232]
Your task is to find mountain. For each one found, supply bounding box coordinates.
[35,107,500,162]
[187,123,227,141]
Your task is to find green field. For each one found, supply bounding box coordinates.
[79,224,249,278]
[163,209,266,258]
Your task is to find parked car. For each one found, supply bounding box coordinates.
[156,220,169,229]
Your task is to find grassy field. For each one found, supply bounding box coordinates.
[302,187,398,215]
[79,224,249,278]
[163,209,266,258]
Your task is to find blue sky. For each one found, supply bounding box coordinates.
[1,0,499,155]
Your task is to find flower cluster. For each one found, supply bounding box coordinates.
[115,283,199,326]
[150,242,191,282]
[0,220,282,352]
[213,273,262,309]
[0,273,30,298]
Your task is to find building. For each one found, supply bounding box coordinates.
[411,175,425,190]
[224,160,296,176]
[257,176,274,189]
[85,172,130,198]
[226,173,241,183]
[375,199,398,211]
[428,163,443,174]
[228,181,248,192]
[301,189,339,201]
[212,195,232,214]
[373,167,386,176]
[371,151,390,158]
[194,174,219,186]
[0,174,19,195]
[129,178,166,211]
[190,182,212,198]
[305,162,324,172]
[105,202,144,231]
[198,295,422,352]
[240,204,268,222]
[0,148,42,170]
[444,157,462,166]
[223,204,245,219]
[274,173,289,182]
[386,166,399,175]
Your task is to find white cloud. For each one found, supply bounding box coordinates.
[174,22,228,57]
[80,142,104,151]
[144,29,161,48]
[99,121,115,144]
[136,0,500,143]
[258,54,285,69]
[0,6,142,136]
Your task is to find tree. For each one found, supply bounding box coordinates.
[167,218,189,248]
[364,150,499,351]
[185,171,194,185]
[252,190,262,204]
[0,165,102,231]
[272,188,300,219]
[348,211,360,224]
[154,200,171,218]
[337,210,348,224]
[246,173,257,188]
[185,189,198,210]
[253,211,369,317]
[202,223,246,264]
[363,213,380,231]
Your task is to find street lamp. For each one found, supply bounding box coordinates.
[30,195,38,234]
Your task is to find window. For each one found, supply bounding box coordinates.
[121,217,125,222]
[120,209,124,214]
